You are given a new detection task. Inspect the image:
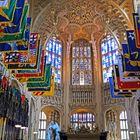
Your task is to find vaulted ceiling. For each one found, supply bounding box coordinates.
[30,0,134,46]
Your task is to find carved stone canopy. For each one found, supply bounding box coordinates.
[32,0,133,44]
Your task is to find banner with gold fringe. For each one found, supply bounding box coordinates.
[27,64,51,89]
[0,4,28,43]
[0,0,16,26]
[122,43,140,77]
[6,33,40,70]
[15,49,45,79]
[32,75,55,96]
[133,13,140,48]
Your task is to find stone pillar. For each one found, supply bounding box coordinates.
[93,40,103,131]
[62,36,71,132]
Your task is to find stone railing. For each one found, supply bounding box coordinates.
[69,85,95,106]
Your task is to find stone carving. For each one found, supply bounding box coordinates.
[68,124,99,134]
[32,0,133,44]
[102,83,125,106]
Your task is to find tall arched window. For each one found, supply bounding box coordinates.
[101,35,118,83]
[0,0,9,7]
[133,0,140,13]
[120,111,129,140]
[38,112,47,140]
[71,39,92,85]
[45,37,62,83]
[70,112,96,130]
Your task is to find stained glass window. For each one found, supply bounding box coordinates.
[71,39,92,85]
[45,37,62,83]
[101,35,118,83]
[120,111,129,140]
[70,112,95,130]
[0,0,9,8]
[38,112,46,140]
[133,0,140,13]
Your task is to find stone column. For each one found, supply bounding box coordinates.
[62,36,71,132]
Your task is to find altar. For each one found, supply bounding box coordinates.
[67,133,100,140]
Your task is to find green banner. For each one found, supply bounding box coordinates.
[27,64,51,88]
[27,64,51,83]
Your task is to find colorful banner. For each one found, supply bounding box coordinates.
[15,50,45,79]
[109,77,125,98]
[133,13,140,48]
[118,55,140,81]
[0,0,16,25]
[4,34,38,64]
[3,0,25,34]
[0,42,28,51]
[0,4,28,43]
[0,17,32,51]
[27,64,51,83]
[109,71,135,98]
[113,65,140,90]
[6,34,40,70]
[126,30,140,61]
[122,43,140,76]
[32,75,54,96]
[27,64,51,88]
[17,45,43,74]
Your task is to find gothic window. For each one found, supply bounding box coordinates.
[120,111,129,140]
[101,35,118,83]
[133,0,140,13]
[71,39,92,85]
[48,110,60,123]
[70,112,96,130]
[45,37,62,84]
[0,0,9,7]
[38,112,47,140]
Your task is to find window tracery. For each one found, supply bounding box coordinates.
[45,37,62,84]
[133,0,140,13]
[38,112,47,140]
[120,111,129,140]
[101,35,118,83]
[71,39,92,85]
[70,112,96,131]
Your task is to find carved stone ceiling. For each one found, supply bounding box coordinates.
[64,0,97,25]
[32,0,133,45]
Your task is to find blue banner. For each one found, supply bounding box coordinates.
[122,43,140,75]
[126,30,140,61]
[4,0,25,33]
[109,77,124,98]
[133,13,140,48]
